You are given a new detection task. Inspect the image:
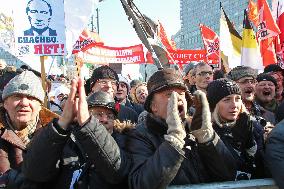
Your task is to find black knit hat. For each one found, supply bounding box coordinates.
[256,73,277,87]
[87,91,117,115]
[207,78,241,112]
[90,65,119,88]
[144,68,187,112]
[227,66,258,81]
[264,64,283,73]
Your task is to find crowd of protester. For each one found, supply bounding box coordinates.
[0,60,284,188]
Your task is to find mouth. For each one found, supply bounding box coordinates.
[17,109,30,114]
[263,91,271,96]
[244,88,253,95]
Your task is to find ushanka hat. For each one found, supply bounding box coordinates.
[227,66,258,81]
[2,71,44,103]
[207,78,241,112]
[144,68,188,112]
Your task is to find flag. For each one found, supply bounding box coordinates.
[220,5,242,68]
[199,24,220,64]
[158,21,175,50]
[248,0,259,27]
[241,10,262,69]
[64,0,99,57]
[257,0,280,66]
[272,0,284,67]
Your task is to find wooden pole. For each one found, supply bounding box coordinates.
[40,56,48,107]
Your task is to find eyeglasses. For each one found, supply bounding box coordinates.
[197,71,213,77]
[97,79,118,87]
[237,79,257,85]
[90,110,115,120]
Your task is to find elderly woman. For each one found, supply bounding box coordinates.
[206,78,257,180]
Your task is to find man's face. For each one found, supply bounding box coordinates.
[135,85,148,104]
[91,79,118,98]
[4,94,41,130]
[89,106,115,134]
[236,76,256,102]
[27,0,51,30]
[115,82,128,101]
[151,87,187,120]
[255,81,276,103]
[194,65,213,90]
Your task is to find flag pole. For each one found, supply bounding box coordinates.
[40,56,48,108]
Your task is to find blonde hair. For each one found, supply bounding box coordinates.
[132,82,147,104]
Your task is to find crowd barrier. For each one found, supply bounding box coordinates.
[168,179,278,189]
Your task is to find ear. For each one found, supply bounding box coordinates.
[150,98,158,113]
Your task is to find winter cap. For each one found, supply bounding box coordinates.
[87,91,117,115]
[256,73,277,87]
[90,65,119,88]
[183,62,198,76]
[264,64,283,73]
[144,68,188,112]
[54,85,70,98]
[207,78,241,112]
[227,66,258,81]
[2,70,44,103]
[118,74,130,93]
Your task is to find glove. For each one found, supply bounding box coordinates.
[232,112,256,156]
[164,92,186,149]
[190,90,214,143]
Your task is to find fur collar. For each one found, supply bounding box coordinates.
[145,113,168,135]
[113,119,135,133]
[0,106,59,150]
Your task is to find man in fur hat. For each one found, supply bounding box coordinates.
[0,70,58,188]
[126,68,235,189]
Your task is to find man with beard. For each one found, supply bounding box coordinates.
[227,66,275,124]
[192,62,213,94]
[255,74,278,114]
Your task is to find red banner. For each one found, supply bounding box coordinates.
[77,44,145,64]
[168,49,207,64]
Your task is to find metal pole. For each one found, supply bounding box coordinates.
[96,8,100,34]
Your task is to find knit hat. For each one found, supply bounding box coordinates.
[87,91,117,115]
[256,73,277,87]
[144,68,188,112]
[2,71,44,103]
[264,64,283,73]
[90,65,119,88]
[207,78,241,112]
[54,85,70,98]
[227,66,258,81]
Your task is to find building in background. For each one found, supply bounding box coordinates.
[174,0,272,50]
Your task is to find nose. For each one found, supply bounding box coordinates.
[99,114,108,124]
[19,97,30,106]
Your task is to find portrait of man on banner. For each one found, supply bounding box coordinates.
[24,0,57,36]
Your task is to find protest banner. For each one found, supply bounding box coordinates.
[13,0,66,56]
[77,44,145,64]
[168,49,207,64]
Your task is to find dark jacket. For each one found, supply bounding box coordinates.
[125,99,144,115]
[22,116,132,189]
[117,103,138,124]
[0,107,58,189]
[265,119,284,188]
[126,114,235,189]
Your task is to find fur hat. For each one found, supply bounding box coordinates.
[87,91,117,115]
[227,66,258,81]
[264,64,283,73]
[144,68,187,112]
[256,73,277,87]
[207,78,241,112]
[2,71,44,103]
[90,65,119,88]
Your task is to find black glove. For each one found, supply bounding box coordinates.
[232,112,255,150]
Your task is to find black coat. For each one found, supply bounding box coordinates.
[126,114,234,189]
[22,116,132,189]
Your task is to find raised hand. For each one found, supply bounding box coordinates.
[58,78,79,130]
[76,77,90,126]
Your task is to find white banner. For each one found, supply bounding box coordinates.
[13,0,66,56]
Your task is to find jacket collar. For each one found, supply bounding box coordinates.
[0,106,59,150]
[145,113,168,135]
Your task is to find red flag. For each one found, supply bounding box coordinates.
[199,24,220,64]
[273,0,284,67]
[158,20,176,50]
[248,0,259,27]
[257,0,280,66]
